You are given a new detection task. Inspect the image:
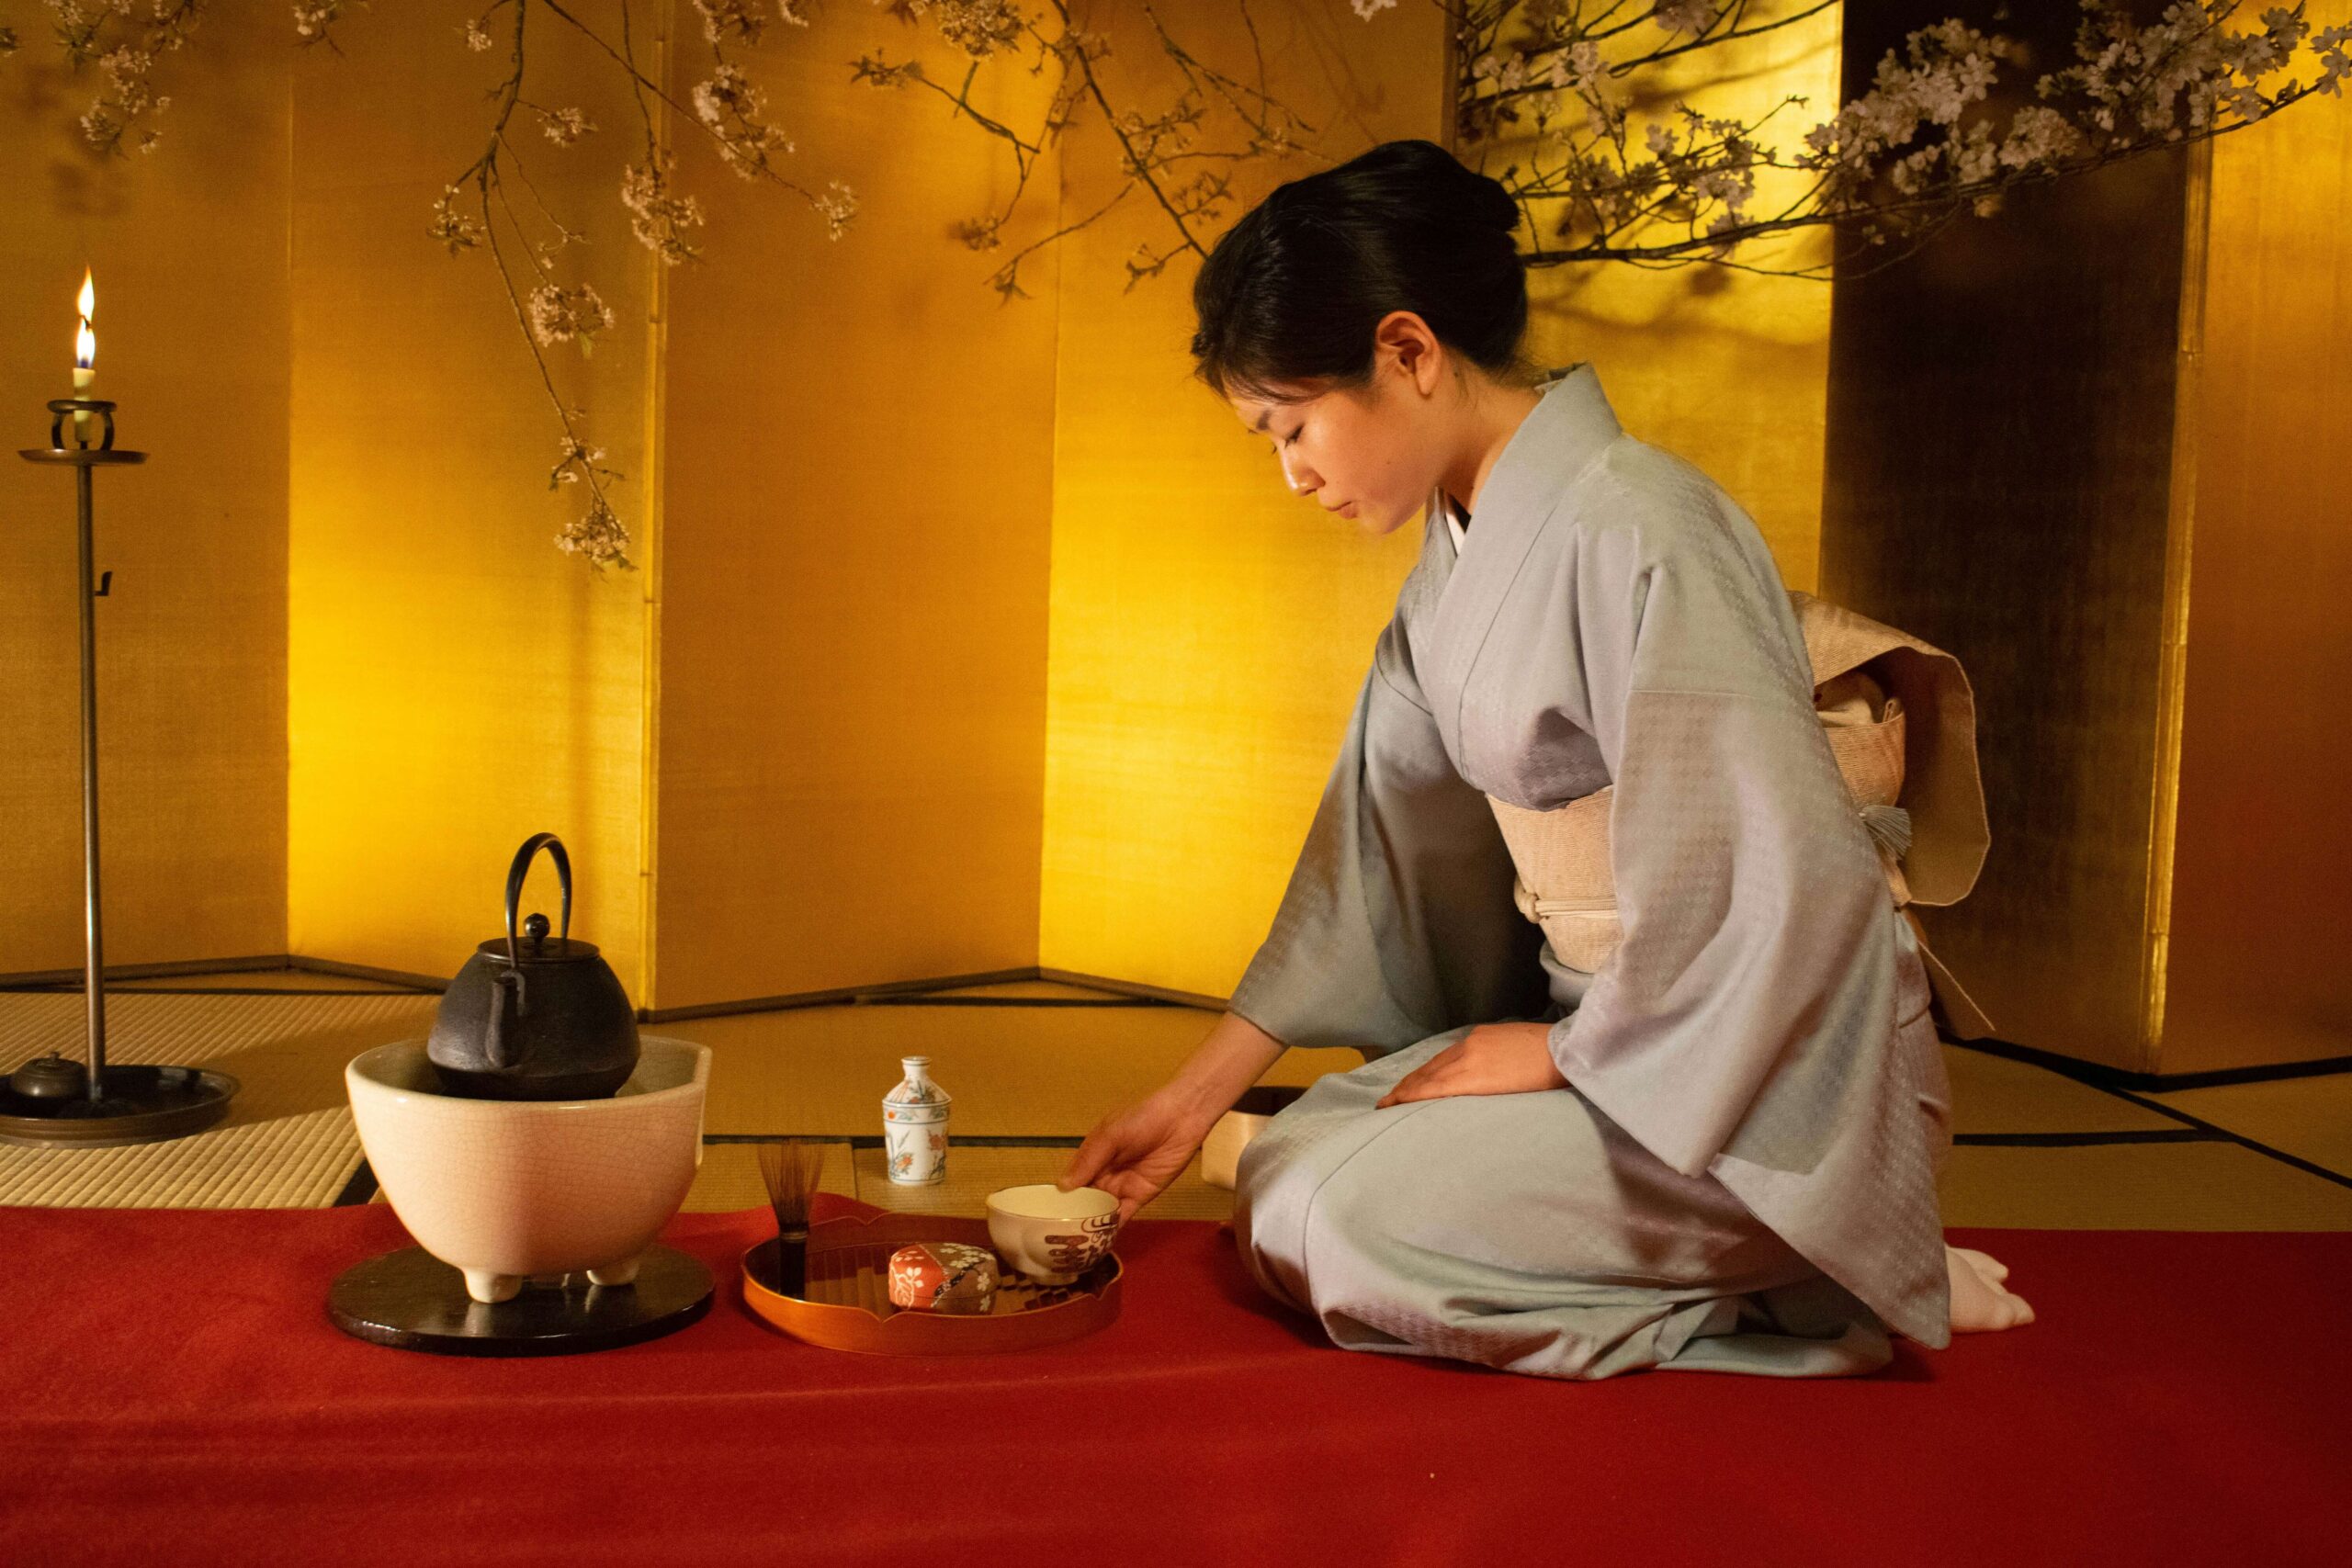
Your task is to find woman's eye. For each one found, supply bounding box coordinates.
[1282,429,1301,447]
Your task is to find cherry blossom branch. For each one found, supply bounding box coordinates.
[1455,1,2352,274]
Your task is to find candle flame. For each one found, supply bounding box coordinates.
[74,268,96,371]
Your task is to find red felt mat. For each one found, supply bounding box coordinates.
[0,1196,2343,1567]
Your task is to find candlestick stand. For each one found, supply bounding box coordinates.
[2,398,237,1146]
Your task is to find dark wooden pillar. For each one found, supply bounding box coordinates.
[1821,3,2199,1075]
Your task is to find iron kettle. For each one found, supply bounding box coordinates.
[426,833,640,1100]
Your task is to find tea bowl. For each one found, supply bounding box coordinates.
[985,1183,1124,1285]
[346,1036,709,1304]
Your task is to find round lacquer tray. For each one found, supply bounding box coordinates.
[741,1211,1121,1356]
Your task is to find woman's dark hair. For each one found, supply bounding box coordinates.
[1190,139,1531,402]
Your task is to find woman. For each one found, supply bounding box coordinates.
[1057,140,2032,1379]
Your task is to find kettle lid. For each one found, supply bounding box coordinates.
[475,911,602,964]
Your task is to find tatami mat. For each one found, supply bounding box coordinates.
[671,1004,1355,1137]
[684,1140,861,1213]
[0,990,439,1077]
[0,1107,361,1208]
[684,1014,2201,1144]
[2147,1073,2352,1178]
[0,990,435,1209]
[675,1138,1231,1220]
[832,1144,1238,1221]
[4,987,2348,1232]
[1941,1138,2352,1229]
[1940,1045,2182,1134]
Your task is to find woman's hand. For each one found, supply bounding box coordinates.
[1374,1021,1565,1108]
[1057,1087,1219,1224]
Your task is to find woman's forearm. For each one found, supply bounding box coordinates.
[1164,1010,1289,1128]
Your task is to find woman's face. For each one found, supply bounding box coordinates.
[1227,359,1444,537]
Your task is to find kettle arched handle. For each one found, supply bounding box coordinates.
[503,832,573,972]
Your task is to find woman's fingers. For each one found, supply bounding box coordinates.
[1057,1127,1115,1190]
[1375,1044,1461,1108]
[1376,1066,1435,1108]
[1059,1099,1199,1212]
[1084,1167,1150,1225]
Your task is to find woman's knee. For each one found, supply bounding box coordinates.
[1240,1103,1421,1267]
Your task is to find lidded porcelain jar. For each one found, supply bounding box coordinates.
[882,1055,950,1186]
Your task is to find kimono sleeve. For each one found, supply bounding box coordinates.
[1227,615,1549,1055]
[1546,497,1899,1179]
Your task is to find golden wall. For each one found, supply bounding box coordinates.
[1507,6,1842,589]
[1035,0,1451,997]
[1824,0,2352,1077]
[5,4,1851,1021]
[1037,2,1841,998]
[649,5,1063,1010]
[0,8,290,975]
[2161,0,2352,1074]
[288,2,659,996]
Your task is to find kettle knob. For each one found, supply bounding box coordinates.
[525,911,551,949]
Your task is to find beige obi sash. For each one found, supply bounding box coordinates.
[1485,590,1996,1040]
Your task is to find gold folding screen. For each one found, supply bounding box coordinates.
[1034,1,1458,998]
[32,5,2329,1079]
[1824,0,2352,1077]
[2160,16,2352,1077]
[650,3,1065,1008]
[289,0,659,998]
[0,6,292,976]
[1040,2,1847,1001]
[0,3,1846,1021]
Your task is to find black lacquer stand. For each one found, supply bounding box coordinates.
[2,399,238,1146]
[328,1246,715,1357]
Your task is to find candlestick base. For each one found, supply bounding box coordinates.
[0,1063,239,1147]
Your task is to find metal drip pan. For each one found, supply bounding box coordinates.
[0,1063,239,1147]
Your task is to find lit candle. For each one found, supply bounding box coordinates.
[73,268,96,442]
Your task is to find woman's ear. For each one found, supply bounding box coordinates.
[1373,310,1444,397]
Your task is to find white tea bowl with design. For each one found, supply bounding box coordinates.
[985,1183,1124,1285]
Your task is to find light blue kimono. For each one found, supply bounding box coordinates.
[1227,364,1954,1379]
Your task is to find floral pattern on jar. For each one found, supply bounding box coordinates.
[882,1055,950,1185]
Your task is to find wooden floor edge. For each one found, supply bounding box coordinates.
[1954,1034,2352,1093]
[0,953,298,987]
[1036,967,1227,1011]
[641,967,1054,1023]
[0,953,1234,1021]
[285,955,447,991]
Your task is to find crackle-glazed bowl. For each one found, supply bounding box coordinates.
[346,1036,709,1305]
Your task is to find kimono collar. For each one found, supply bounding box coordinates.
[1421,361,1624,771]
[1430,361,1620,562]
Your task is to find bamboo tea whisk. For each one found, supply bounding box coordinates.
[756,1138,825,1299]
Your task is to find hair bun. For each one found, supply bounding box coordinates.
[1464,176,1522,238]
[1366,139,1521,240]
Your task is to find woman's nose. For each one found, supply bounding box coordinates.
[1278,450,1320,497]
